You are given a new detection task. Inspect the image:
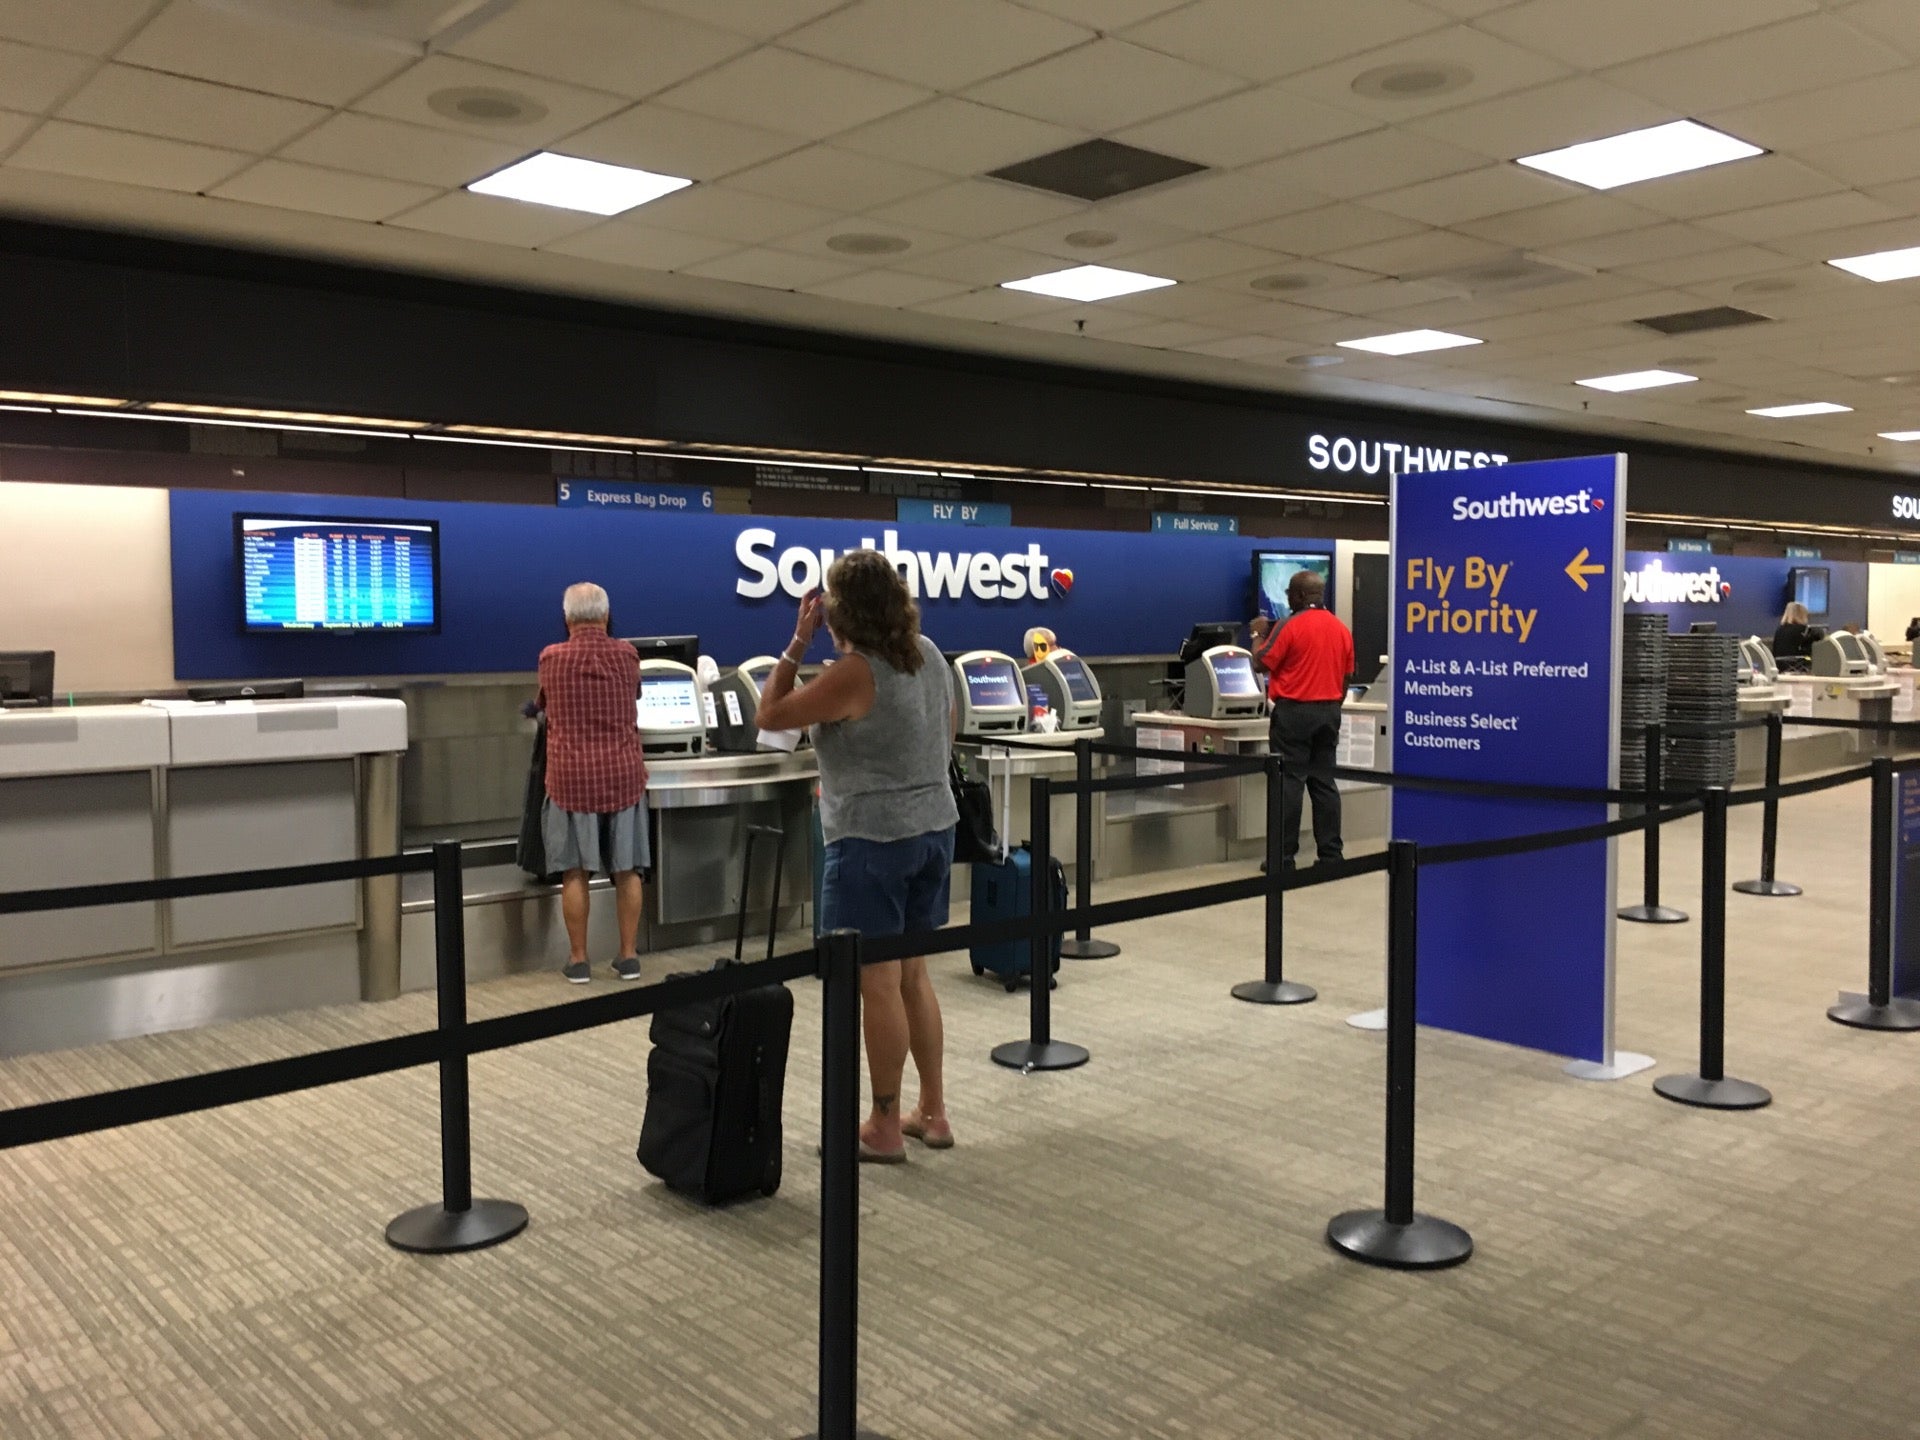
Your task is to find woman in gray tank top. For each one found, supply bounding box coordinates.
[756,550,959,1163]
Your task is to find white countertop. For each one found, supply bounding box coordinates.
[150,696,409,766]
[0,703,172,778]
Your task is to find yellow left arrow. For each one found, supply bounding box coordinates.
[1565,548,1606,591]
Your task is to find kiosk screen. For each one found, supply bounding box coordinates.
[638,676,703,729]
[238,515,439,632]
[744,661,776,694]
[962,657,1023,711]
[1054,655,1098,703]
[1210,653,1260,698]
[1253,551,1333,621]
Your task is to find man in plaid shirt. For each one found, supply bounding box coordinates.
[535,582,650,983]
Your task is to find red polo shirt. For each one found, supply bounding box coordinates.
[1255,607,1353,703]
[537,627,648,813]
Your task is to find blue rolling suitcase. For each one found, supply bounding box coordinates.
[970,845,1066,991]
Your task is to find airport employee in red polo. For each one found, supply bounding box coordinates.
[1250,569,1354,869]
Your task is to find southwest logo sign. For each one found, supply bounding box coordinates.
[1451,487,1597,521]
[736,527,1063,603]
[1621,558,1729,604]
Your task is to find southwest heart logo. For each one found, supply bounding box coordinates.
[1721,582,1733,596]
[1050,568,1074,595]
[1592,497,1605,508]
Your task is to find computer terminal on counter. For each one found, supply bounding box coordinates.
[636,658,708,757]
[1022,647,1103,731]
[951,650,1029,736]
[1185,644,1266,721]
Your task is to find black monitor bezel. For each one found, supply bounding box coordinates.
[0,649,54,704]
[1179,622,1242,666]
[1787,565,1831,619]
[234,512,443,636]
[622,634,701,669]
[1249,549,1336,622]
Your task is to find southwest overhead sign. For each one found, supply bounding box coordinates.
[1309,432,1511,478]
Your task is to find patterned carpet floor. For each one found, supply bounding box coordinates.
[3,783,1918,1439]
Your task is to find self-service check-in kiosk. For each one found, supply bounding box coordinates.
[1813,632,1875,677]
[636,658,708,757]
[1022,647,1103,731]
[710,656,811,754]
[1739,636,1778,685]
[1184,646,1266,720]
[952,650,1029,736]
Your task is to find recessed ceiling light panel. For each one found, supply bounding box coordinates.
[1878,430,1920,442]
[1829,245,1920,283]
[468,151,692,216]
[1575,369,1698,393]
[1746,402,1851,418]
[1001,264,1176,302]
[1517,120,1763,191]
[1336,329,1482,356]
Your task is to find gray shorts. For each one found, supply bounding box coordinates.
[541,798,652,876]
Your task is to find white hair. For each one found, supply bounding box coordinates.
[563,582,610,625]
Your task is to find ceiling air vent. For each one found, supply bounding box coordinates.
[1412,252,1590,298]
[1633,305,1773,336]
[988,139,1206,202]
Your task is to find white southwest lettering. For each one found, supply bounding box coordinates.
[738,526,1050,602]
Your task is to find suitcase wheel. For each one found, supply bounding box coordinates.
[971,964,983,976]
[1003,978,1018,993]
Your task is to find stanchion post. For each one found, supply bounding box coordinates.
[1059,737,1119,961]
[1327,841,1472,1269]
[1735,712,1801,897]
[386,841,529,1253]
[1654,789,1772,1108]
[992,777,1089,1072]
[1621,722,1687,924]
[1232,755,1316,1006]
[1828,757,1920,1030]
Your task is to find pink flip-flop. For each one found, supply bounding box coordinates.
[901,1114,954,1150]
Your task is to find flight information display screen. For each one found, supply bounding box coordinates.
[238,515,439,632]
[961,658,1023,711]
[1209,653,1260,697]
[1253,551,1334,621]
[637,676,704,729]
[1054,654,1098,703]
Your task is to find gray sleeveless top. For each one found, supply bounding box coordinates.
[812,634,958,845]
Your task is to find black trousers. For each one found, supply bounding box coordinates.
[1269,699,1345,865]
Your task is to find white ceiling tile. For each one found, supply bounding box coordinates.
[911,287,1068,322]
[1702,191,1903,243]
[60,65,326,153]
[1121,0,1446,83]
[1097,170,1329,233]
[1409,77,1674,160]
[637,184,837,244]
[1246,129,1486,200]
[654,47,930,141]
[776,216,960,262]
[563,105,802,182]
[867,179,1083,240]
[803,270,971,307]
[679,246,860,290]
[962,39,1243,133]
[1834,0,1920,60]
[541,220,743,271]
[279,113,524,189]
[1623,156,1840,222]
[118,1,412,105]
[385,190,606,247]
[1113,86,1376,169]
[1476,0,1814,69]
[0,109,33,151]
[986,211,1193,264]
[1709,70,1920,154]
[728,145,947,211]
[836,97,1082,177]
[894,239,1061,286]
[1602,14,1903,114]
[353,55,631,147]
[1104,318,1231,348]
[783,0,1091,90]
[1223,202,1426,255]
[447,0,751,100]
[1309,277,1465,314]
[1029,0,1190,26]
[1276,26,1572,124]
[1452,193,1662,247]
[1322,230,1511,277]
[1181,333,1295,360]
[0,38,96,114]
[1101,281,1262,320]
[1364,164,1576,226]
[1001,303,1142,337]
[1796,128,1920,189]
[1108,235,1292,281]
[8,119,247,192]
[1544,223,1735,270]
[208,159,437,221]
[1613,246,1802,288]
[642,0,850,41]
[0,0,151,54]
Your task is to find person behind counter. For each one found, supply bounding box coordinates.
[1771,602,1814,662]
[1249,569,1354,871]
[535,582,650,985]
[755,550,959,1163]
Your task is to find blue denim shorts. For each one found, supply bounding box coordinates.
[819,827,955,942]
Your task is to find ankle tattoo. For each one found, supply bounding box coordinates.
[874,1093,898,1115]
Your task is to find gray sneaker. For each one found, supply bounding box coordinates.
[611,956,642,982]
[562,959,590,984]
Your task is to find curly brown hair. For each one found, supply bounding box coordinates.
[825,549,924,673]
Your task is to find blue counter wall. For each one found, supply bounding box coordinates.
[1620,550,1867,638]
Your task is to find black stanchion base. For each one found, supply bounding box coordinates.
[795,1431,894,1439]
[386,1198,529,1254]
[1231,979,1318,1006]
[1651,1074,1772,1110]
[1059,937,1120,960]
[1326,1210,1473,1270]
[1732,878,1802,897]
[1618,903,1689,924]
[1827,995,1920,1031]
[990,1039,1090,1072]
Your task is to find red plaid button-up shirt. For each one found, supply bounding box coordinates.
[537,627,648,814]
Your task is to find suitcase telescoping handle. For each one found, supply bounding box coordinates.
[733,823,788,965]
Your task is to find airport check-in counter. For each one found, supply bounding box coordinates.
[0,696,407,1055]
